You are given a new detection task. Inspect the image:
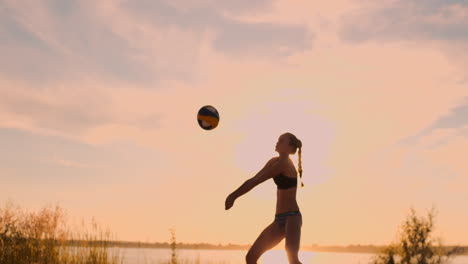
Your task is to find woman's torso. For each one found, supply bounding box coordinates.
[274,158,300,214]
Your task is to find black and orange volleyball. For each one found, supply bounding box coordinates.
[197,105,220,130]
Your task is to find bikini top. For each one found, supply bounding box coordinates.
[273,173,297,190]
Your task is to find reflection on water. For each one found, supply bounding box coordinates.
[115,247,468,264]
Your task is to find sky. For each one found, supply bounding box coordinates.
[1,0,468,247]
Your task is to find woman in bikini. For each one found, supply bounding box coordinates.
[225,132,304,264]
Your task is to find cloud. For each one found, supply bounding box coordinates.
[167,0,273,15]
[398,96,468,146]
[212,20,313,57]
[0,0,195,85]
[0,0,313,88]
[0,4,67,83]
[338,0,468,151]
[432,97,468,129]
[340,0,468,43]
[47,157,93,169]
[123,0,313,57]
[0,77,165,139]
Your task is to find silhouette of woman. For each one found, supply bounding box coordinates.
[225,132,304,264]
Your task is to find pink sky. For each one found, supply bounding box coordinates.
[1,0,468,247]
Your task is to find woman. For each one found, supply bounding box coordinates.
[225,132,304,264]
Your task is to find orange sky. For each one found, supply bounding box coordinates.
[1,0,468,246]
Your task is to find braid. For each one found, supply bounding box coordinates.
[286,132,304,188]
[298,145,304,187]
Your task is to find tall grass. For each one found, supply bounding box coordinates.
[158,228,230,264]
[156,228,201,264]
[0,202,229,264]
[0,201,123,264]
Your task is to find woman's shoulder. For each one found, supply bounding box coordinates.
[266,157,279,166]
[266,157,285,167]
[269,157,292,170]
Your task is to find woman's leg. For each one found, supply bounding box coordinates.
[285,213,302,264]
[246,221,285,264]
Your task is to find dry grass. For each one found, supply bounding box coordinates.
[154,228,227,264]
[0,201,123,264]
[0,201,231,264]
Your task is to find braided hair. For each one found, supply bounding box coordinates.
[285,132,304,187]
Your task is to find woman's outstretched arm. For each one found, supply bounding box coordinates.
[225,157,285,210]
[229,178,256,201]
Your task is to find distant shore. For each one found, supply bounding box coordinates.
[66,240,468,255]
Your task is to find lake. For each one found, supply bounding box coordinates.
[113,247,468,264]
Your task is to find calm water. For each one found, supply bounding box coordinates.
[112,247,468,264]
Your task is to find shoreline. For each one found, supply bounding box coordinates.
[67,240,468,255]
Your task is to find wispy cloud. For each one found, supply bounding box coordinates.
[0,0,185,85]
[123,0,313,58]
[340,0,468,43]
[45,157,93,169]
[431,97,468,129]
[399,96,468,146]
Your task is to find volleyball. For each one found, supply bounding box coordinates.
[197,105,220,130]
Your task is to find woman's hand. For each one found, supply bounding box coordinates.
[225,193,236,210]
